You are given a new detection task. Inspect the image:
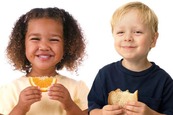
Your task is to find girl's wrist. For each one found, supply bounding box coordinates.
[10,104,28,115]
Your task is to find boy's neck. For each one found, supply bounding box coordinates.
[122,59,152,72]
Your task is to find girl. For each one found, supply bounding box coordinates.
[0,7,89,115]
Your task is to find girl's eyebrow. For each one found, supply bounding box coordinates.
[26,33,40,37]
[26,33,63,39]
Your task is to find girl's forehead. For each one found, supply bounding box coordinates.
[28,17,62,23]
[27,18,63,30]
[26,18,64,37]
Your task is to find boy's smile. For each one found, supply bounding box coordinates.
[113,9,157,61]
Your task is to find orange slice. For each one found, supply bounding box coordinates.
[29,76,57,92]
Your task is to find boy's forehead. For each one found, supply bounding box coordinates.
[113,9,147,26]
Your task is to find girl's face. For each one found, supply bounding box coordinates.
[113,10,158,62]
[25,18,64,74]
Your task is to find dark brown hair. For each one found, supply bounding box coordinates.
[6,7,86,73]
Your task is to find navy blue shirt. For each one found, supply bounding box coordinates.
[88,60,173,114]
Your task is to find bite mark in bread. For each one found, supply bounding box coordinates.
[108,88,138,107]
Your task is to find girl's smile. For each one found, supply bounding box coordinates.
[25,18,64,73]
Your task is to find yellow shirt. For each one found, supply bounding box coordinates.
[0,75,89,115]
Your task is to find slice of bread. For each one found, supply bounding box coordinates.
[108,88,138,107]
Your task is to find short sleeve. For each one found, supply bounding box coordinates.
[0,84,16,115]
[73,80,89,111]
[0,77,28,115]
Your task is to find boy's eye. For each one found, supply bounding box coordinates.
[134,31,143,35]
[116,31,124,36]
[117,31,124,34]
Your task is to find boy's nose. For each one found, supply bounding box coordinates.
[124,33,133,41]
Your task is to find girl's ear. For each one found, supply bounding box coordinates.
[151,32,159,48]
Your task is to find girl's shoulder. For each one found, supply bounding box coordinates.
[0,76,30,92]
[56,74,86,85]
[56,74,88,89]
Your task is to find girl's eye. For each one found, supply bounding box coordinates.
[30,37,40,41]
[50,38,60,42]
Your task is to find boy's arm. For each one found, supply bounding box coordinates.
[89,105,124,115]
[151,110,166,115]
[90,109,102,115]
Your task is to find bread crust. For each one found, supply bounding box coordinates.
[108,88,138,107]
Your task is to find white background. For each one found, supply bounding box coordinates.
[0,0,173,88]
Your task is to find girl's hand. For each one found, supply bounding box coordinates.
[48,83,75,111]
[124,101,161,115]
[16,86,42,113]
[102,104,124,115]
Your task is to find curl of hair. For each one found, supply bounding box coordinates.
[6,7,86,73]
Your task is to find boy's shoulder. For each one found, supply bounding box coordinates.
[100,61,120,71]
[151,62,171,76]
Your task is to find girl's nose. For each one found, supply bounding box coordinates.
[38,41,50,51]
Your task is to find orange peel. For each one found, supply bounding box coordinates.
[29,76,57,92]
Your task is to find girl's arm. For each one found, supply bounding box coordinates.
[65,102,88,115]
[9,105,27,115]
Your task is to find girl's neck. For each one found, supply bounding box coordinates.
[122,59,152,72]
[26,69,58,77]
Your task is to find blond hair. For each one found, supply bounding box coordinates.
[111,1,158,34]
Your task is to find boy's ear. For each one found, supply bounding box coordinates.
[151,32,159,48]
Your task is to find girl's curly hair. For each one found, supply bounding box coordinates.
[6,7,86,73]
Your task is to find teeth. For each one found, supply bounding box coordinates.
[39,55,49,59]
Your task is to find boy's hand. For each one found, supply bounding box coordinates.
[102,104,124,115]
[124,101,161,115]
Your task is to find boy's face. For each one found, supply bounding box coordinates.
[112,10,158,61]
[25,18,64,74]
